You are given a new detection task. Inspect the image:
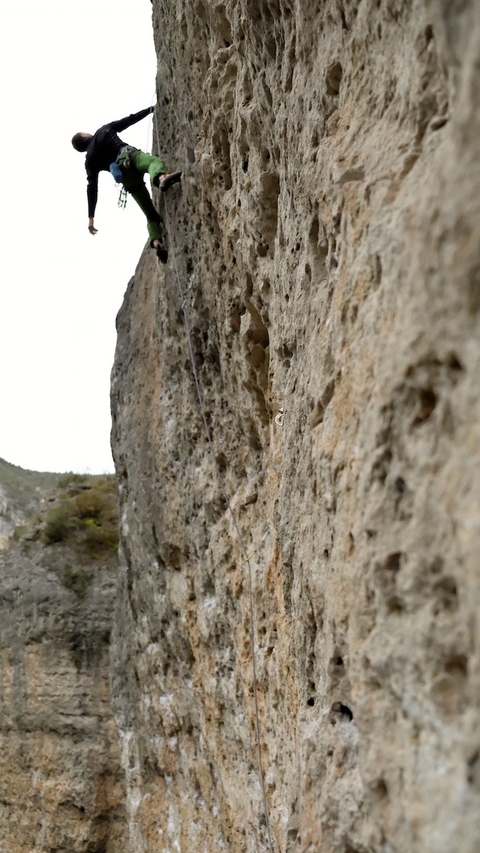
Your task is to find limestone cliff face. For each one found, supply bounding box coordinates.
[110,2,480,852]
[0,483,126,853]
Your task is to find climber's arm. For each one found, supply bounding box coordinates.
[86,169,99,235]
[111,106,154,134]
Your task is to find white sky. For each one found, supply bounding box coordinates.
[0,1,158,474]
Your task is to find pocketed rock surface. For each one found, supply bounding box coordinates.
[110,2,480,852]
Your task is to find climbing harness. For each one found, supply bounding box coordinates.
[114,146,142,209]
[110,147,130,207]
[153,108,275,853]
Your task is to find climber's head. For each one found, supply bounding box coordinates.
[71,132,92,152]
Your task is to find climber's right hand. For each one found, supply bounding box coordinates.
[88,218,98,235]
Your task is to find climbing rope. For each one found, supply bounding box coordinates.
[153,107,275,853]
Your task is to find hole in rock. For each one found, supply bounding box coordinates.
[384,552,402,573]
[447,352,464,372]
[433,576,458,612]
[467,751,480,792]
[331,702,353,722]
[387,595,405,614]
[372,778,388,799]
[309,215,320,245]
[326,61,343,95]
[424,23,434,43]
[414,387,437,425]
[444,654,468,679]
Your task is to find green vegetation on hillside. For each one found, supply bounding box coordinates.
[42,476,119,558]
[1,461,119,597]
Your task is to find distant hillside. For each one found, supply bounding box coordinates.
[0,457,59,506]
[0,458,60,548]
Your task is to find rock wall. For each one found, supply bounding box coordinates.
[0,521,126,851]
[110,1,480,852]
[0,485,25,549]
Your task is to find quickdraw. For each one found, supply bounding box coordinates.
[118,187,128,209]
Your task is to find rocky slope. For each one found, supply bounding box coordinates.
[109,1,480,852]
[0,458,58,549]
[0,477,126,853]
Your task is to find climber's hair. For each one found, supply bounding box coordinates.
[71,133,90,152]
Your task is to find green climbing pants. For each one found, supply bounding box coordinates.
[118,147,166,246]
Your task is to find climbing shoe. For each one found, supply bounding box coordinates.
[155,243,168,264]
[155,171,182,192]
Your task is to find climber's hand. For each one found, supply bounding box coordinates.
[88,218,98,235]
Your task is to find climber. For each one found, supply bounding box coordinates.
[71,106,181,263]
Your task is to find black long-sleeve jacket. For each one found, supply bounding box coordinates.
[85,106,153,218]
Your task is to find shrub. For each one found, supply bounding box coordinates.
[58,472,89,488]
[43,499,79,543]
[42,476,118,557]
[13,525,28,541]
